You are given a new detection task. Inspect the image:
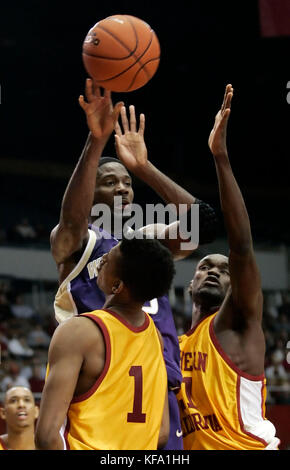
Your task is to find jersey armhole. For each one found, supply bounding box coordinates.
[70,314,111,403]
[58,229,97,289]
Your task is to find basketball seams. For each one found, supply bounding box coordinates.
[83,32,159,85]
[89,19,138,59]
[83,50,133,61]
[84,54,160,90]
[82,15,160,91]
[126,57,160,91]
[126,16,151,79]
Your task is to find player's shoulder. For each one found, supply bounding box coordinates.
[52,315,99,341]
[50,315,105,357]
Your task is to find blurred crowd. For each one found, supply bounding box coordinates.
[0,277,290,404]
[0,218,50,247]
[0,281,56,396]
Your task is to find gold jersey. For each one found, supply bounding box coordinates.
[0,437,7,450]
[177,313,279,450]
[61,309,167,450]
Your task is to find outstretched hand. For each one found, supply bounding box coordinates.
[208,84,233,157]
[114,105,148,173]
[79,78,124,142]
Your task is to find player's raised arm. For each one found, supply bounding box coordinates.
[209,84,263,321]
[115,104,218,249]
[51,79,123,267]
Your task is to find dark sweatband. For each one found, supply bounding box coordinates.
[187,198,218,245]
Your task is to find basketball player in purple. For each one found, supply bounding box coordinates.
[51,79,217,450]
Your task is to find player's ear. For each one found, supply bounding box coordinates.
[111,280,123,295]
[0,407,6,421]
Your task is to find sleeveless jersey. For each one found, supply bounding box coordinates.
[0,437,7,450]
[177,313,279,450]
[54,226,182,390]
[54,225,183,449]
[61,309,167,450]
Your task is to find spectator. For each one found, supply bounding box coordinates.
[0,293,13,322]
[27,323,51,349]
[278,293,290,317]
[29,364,45,393]
[0,361,30,392]
[0,327,9,360]
[265,348,288,386]
[8,334,34,360]
[13,218,37,242]
[10,294,36,320]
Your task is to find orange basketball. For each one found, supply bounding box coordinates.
[82,15,161,92]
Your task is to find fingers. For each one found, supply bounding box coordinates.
[118,105,144,134]
[103,87,111,101]
[85,78,95,102]
[221,84,234,115]
[224,90,233,112]
[129,105,136,133]
[221,84,233,113]
[222,108,231,123]
[113,102,125,132]
[85,78,102,101]
[114,120,122,136]
[114,134,121,153]
[78,94,87,111]
[120,106,129,133]
[138,113,145,136]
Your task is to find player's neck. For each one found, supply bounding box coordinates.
[104,298,146,327]
[191,302,219,328]
[5,428,35,450]
[90,214,131,239]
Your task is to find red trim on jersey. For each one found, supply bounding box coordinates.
[0,436,8,450]
[261,380,266,419]
[185,312,216,337]
[209,316,265,381]
[70,315,111,403]
[236,376,268,447]
[64,416,71,450]
[103,308,150,332]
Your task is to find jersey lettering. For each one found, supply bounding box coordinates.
[127,366,146,423]
[87,257,102,280]
[142,298,158,315]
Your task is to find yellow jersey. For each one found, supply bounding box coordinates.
[177,313,279,450]
[61,309,167,450]
[0,437,7,450]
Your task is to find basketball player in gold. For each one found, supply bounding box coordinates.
[0,387,39,450]
[177,85,280,450]
[35,238,173,450]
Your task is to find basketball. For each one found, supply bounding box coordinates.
[82,15,161,92]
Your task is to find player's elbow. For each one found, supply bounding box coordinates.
[35,426,60,450]
[50,223,89,264]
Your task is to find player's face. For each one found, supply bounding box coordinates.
[97,243,122,295]
[189,254,230,305]
[94,163,134,215]
[1,387,38,430]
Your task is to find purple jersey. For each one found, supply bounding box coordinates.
[54,225,183,449]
